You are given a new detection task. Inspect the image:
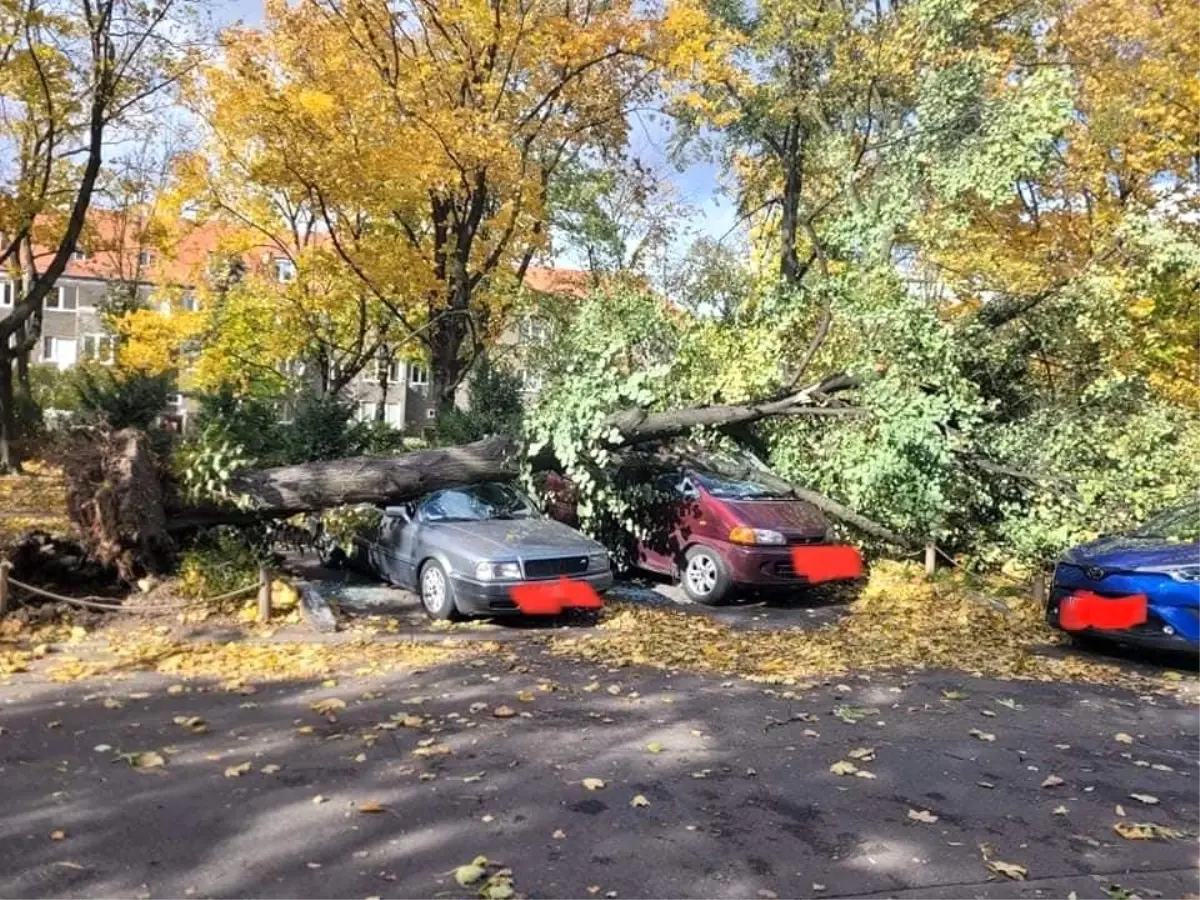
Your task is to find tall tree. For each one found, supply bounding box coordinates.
[0,0,205,470]
[188,0,685,413]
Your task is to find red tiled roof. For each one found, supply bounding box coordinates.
[31,210,588,297]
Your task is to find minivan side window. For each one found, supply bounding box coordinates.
[679,476,700,500]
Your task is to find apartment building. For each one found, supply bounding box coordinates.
[2,215,588,433]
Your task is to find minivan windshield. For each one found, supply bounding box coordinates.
[1130,501,1200,543]
[419,482,537,522]
[692,471,792,500]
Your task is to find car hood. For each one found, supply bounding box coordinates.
[718,498,828,536]
[1063,534,1200,571]
[433,518,604,559]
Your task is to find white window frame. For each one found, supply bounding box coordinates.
[384,402,403,427]
[46,284,78,311]
[408,364,429,387]
[519,316,548,345]
[138,249,155,267]
[71,246,88,261]
[0,281,11,306]
[41,336,77,367]
[181,293,201,313]
[274,258,296,284]
[425,407,436,419]
[375,358,401,384]
[81,333,116,364]
[519,369,543,394]
[357,400,377,422]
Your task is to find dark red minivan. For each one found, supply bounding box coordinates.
[631,468,862,604]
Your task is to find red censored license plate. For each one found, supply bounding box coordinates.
[1058,590,1148,631]
[509,577,604,615]
[790,545,864,583]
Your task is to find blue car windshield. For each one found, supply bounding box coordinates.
[420,483,537,522]
[1130,502,1200,542]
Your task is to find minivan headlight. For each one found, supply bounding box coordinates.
[1137,564,1200,583]
[729,526,786,545]
[475,561,522,581]
[588,551,610,571]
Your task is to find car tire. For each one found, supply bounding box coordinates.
[681,545,733,605]
[419,559,462,621]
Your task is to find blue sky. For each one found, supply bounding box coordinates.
[216,0,737,261]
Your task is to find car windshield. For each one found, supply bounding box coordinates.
[1129,501,1200,542]
[420,482,537,522]
[692,470,792,500]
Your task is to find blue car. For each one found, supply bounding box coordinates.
[1047,501,1200,652]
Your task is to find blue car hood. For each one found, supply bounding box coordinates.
[1064,535,1200,570]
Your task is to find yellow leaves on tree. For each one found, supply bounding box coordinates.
[114,305,203,378]
[183,0,704,408]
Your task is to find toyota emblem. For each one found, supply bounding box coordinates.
[1084,566,1107,580]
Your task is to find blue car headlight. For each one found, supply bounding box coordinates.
[1135,564,1200,583]
[475,561,522,581]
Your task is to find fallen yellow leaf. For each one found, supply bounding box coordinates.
[358,802,386,813]
[581,778,606,790]
[224,762,252,778]
[630,794,650,808]
[987,860,1027,880]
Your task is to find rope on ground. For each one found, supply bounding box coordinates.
[5,576,258,614]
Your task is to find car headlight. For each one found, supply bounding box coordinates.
[475,561,522,581]
[588,551,610,571]
[728,526,786,546]
[1161,571,1200,585]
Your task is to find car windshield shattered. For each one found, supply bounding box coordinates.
[420,482,537,522]
[1130,501,1200,543]
[692,470,792,500]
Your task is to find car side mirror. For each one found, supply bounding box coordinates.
[385,503,413,522]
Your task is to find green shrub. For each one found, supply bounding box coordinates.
[435,357,524,444]
[73,366,175,431]
[178,527,262,601]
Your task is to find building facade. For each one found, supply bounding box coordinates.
[2,220,587,433]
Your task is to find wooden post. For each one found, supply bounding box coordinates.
[924,542,937,577]
[257,565,272,623]
[0,560,9,616]
[1031,570,1046,604]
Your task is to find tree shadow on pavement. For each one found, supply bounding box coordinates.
[2,647,1196,899]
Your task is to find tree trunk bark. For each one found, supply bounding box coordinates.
[0,351,17,473]
[168,436,518,527]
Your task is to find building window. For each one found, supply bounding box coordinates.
[278,401,295,425]
[425,407,436,419]
[166,394,183,408]
[357,401,377,422]
[138,249,155,267]
[384,403,403,427]
[519,316,548,345]
[46,285,78,311]
[281,359,306,378]
[181,293,201,312]
[519,369,543,394]
[0,281,11,306]
[375,358,401,384]
[273,258,296,283]
[409,364,429,387]
[41,336,77,366]
[72,246,88,261]
[81,333,116,364]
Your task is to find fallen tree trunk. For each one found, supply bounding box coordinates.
[60,381,913,576]
[168,436,519,528]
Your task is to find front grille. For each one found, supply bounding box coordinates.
[523,556,589,579]
[764,560,800,578]
[785,534,825,545]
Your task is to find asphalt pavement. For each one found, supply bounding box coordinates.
[1,644,1197,899]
